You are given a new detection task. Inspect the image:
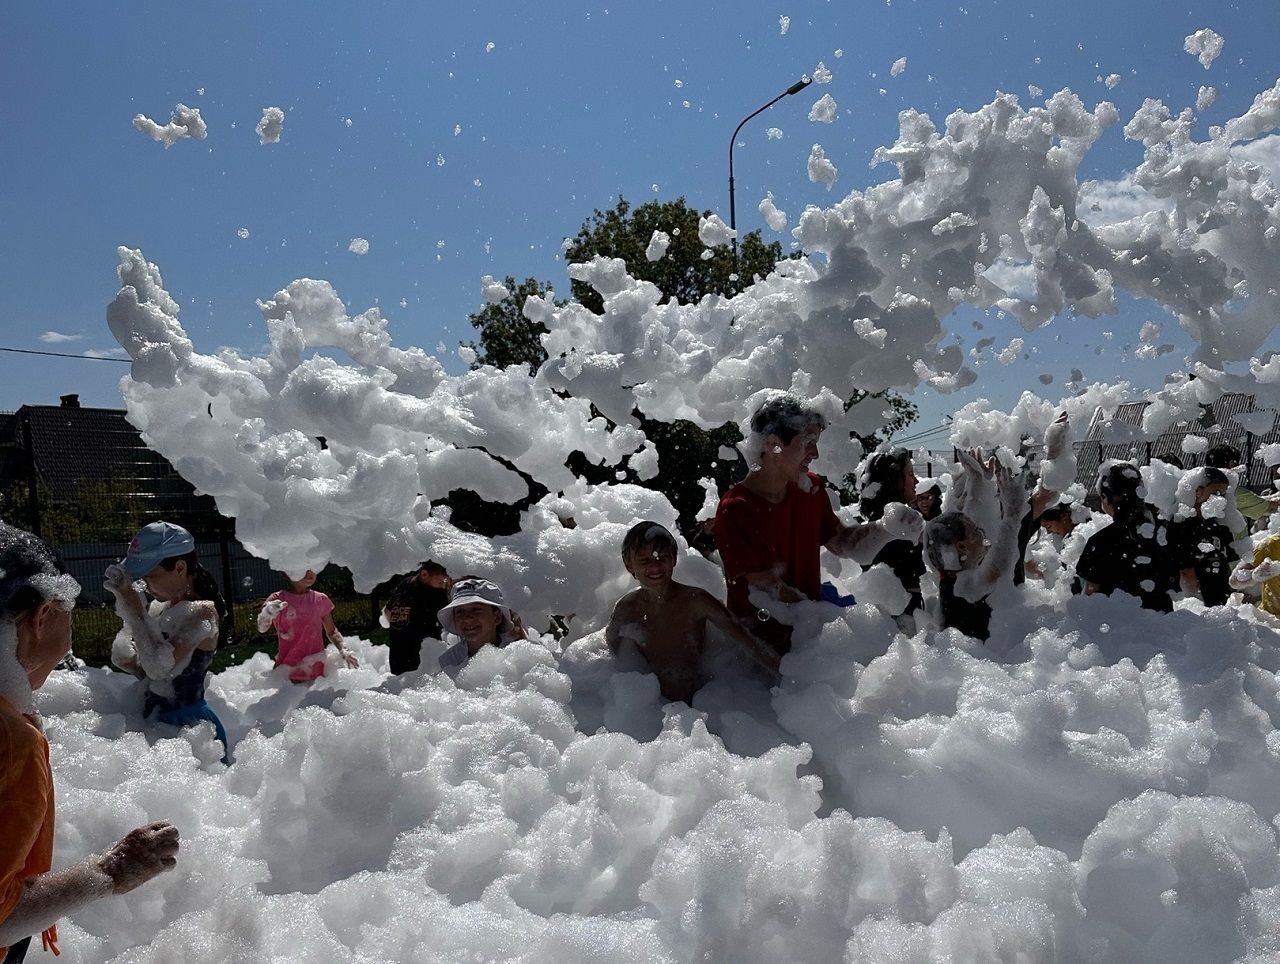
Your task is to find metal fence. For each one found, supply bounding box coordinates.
[1,410,382,663]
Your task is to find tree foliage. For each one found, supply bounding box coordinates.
[463,195,918,534]
[468,276,561,373]
[564,197,786,314]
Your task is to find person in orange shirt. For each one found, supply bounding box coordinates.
[0,522,179,963]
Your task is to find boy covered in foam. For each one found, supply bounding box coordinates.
[606,522,780,704]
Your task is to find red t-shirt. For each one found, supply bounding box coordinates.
[714,473,841,617]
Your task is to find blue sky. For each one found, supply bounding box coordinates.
[3,0,1279,444]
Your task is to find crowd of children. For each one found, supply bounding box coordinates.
[8,394,1280,957]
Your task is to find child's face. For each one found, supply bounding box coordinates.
[625,544,676,591]
[292,570,318,591]
[1195,481,1228,511]
[454,603,504,647]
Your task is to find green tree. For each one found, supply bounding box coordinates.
[564,196,785,314]
[468,277,563,373]
[463,195,917,531]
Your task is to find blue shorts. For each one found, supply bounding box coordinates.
[153,700,230,764]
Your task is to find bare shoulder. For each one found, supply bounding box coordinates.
[682,584,724,613]
[609,590,643,618]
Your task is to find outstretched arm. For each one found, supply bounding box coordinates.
[826,503,924,564]
[697,591,782,677]
[256,598,287,634]
[0,823,179,947]
[1230,556,1280,590]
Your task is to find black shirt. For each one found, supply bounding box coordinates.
[1076,516,1176,612]
[1169,516,1237,607]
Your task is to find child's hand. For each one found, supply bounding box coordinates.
[341,650,359,669]
[879,502,925,542]
[261,599,288,619]
[1254,559,1280,581]
[103,564,138,597]
[510,612,528,640]
[97,821,180,895]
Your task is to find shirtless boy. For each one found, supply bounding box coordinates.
[606,522,781,704]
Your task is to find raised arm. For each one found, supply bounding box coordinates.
[103,565,174,679]
[256,597,287,634]
[1032,411,1074,518]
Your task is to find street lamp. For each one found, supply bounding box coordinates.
[728,76,813,288]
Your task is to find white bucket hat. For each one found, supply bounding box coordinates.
[436,577,513,636]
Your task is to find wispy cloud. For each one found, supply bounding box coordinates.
[40,330,84,344]
[82,347,129,359]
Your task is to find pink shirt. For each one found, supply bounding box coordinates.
[267,589,334,681]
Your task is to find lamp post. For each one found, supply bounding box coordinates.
[728,76,813,288]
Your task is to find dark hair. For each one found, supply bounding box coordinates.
[621,521,679,559]
[418,560,449,577]
[1199,466,1229,488]
[159,551,231,647]
[860,449,913,521]
[750,395,828,445]
[1152,453,1183,469]
[923,512,979,572]
[1097,463,1153,528]
[1205,445,1241,469]
[0,522,66,620]
[1039,505,1074,525]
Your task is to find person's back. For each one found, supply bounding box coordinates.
[1077,463,1176,612]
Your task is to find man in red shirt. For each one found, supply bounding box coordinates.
[714,395,923,652]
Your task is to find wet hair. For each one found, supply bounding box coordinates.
[0,522,77,621]
[1039,504,1074,525]
[621,521,679,560]
[1152,453,1183,470]
[1199,466,1230,488]
[158,550,231,647]
[749,395,828,445]
[419,560,449,577]
[1205,445,1241,470]
[860,449,913,521]
[1097,463,1153,528]
[924,512,980,572]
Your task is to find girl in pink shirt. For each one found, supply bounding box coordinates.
[257,571,358,682]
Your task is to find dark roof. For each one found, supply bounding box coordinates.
[1076,391,1280,488]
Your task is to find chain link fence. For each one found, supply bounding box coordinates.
[1,407,383,666]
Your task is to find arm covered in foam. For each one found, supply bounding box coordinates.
[103,565,174,679]
[0,823,180,947]
[826,503,924,564]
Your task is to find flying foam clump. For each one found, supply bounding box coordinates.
[132,104,208,148]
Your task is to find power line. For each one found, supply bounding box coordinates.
[0,346,131,364]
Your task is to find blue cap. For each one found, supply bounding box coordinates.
[123,521,195,578]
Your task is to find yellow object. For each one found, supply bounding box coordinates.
[1252,534,1280,616]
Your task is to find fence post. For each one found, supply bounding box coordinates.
[21,411,42,538]
[218,517,236,635]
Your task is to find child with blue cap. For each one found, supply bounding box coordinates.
[105,521,230,763]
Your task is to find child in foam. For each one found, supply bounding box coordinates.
[257,569,358,682]
[1169,467,1240,606]
[0,522,179,963]
[1076,463,1177,612]
[1230,530,1280,617]
[381,560,453,674]
[431,576,529,673]
[713,394,923,654]
[105,521,230,763]
[606,522,781,704]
